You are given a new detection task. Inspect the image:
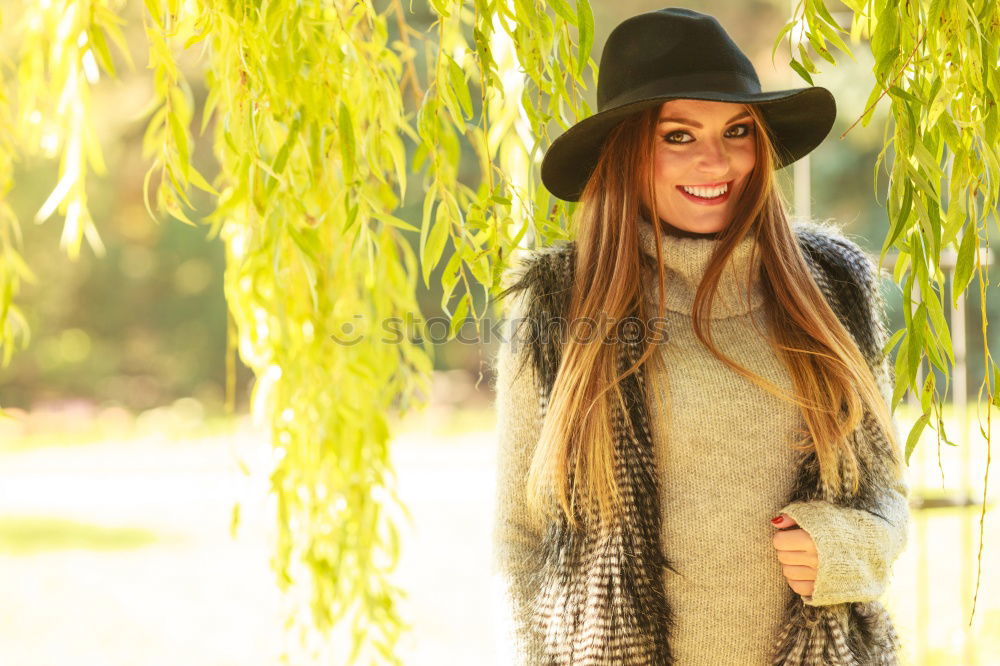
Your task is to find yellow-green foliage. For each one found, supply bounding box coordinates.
[777,0,999,623]
[779,0,1000,457]
[0,0,133,368]
[92,0,591,663]
[0,11,33,369]
[10,0,998,660]
[15,0,131,258]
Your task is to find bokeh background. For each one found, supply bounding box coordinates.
[0,0,997,664]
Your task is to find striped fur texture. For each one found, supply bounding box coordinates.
[499,221,903,665]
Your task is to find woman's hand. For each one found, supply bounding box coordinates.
[770,513,819,597]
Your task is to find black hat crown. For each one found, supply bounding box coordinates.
[598,9,762,110]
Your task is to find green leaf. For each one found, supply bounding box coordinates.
[910,139,940,180]
[165,162,195,208]
[386,133,407,203]
[425,203,452,283]
[882,326,906,358]
[922,289,954,366]
[859,80,884,128]
[993,364,1000,410]
[906,301,926,382]
[273,111,303,177]
[771,20,797,64]
[942,188,967,247]
[439,249,463,307]
[200,87,219,136]
[812,0,839,28]
[887,85,921,106]
[338,102,356,184]
[548,0,576,24]
[89,27,117,77]
[142,162,158,222]
[437,73,465,127]
[904,412,930,461]
[789,59,814,85]
[166,203,197,227]
[428,0,451,17]
[97,5,135,71]
[288,224,322,263]
[187,165,219,196]
[230,501,241,539]
[446,54,473,119]
[927,75,959,127]
[904,162,936,201]
[410,142,428,174]
[419,191,436,289]
[372,211,418,232]
[576,0,594,78]
[265,111,303,197]
[806,30,837,65]
[886,179,913,247]
[448,292,470,337]
[816,18,854,61]
[920,372,934,413]
[891,336,910,410]
[798,43,820,74]
[168,112,191,181]
[952,222,977,298]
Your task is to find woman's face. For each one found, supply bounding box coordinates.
[648,99,757,234]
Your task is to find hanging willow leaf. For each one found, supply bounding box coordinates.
[576,0,594,77]
[952,222,977,297]
[548,0,576,25]
[815,17,853,61]
[789,58,814,85]
[446,52,473,119]
[993,364,1000,410]
[806,30,837,65]
[772,19,797,64]
[338,101,356,184]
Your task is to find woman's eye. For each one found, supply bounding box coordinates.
[662,123,755,144]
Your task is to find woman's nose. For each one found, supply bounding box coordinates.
[696,140,730,170]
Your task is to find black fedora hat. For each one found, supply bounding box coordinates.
[540,7,837,202]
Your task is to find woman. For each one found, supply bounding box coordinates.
[491,8,910,666]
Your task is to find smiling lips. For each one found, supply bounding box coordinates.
[681,180,731,188]
[676,179,733,204]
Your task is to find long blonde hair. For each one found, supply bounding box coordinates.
[524,102,902,531]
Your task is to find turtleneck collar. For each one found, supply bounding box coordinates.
[636,214,765,318]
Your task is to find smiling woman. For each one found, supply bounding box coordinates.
[650,99,757,233]
[493,7,910,666]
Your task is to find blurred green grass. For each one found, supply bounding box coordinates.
[0,517,161,554]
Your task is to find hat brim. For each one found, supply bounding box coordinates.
[540,87,836,202]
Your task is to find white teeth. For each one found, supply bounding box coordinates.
[682,184,728,198]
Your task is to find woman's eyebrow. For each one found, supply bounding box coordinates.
[657,111,752,128]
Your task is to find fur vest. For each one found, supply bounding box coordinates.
[500,221,904,665]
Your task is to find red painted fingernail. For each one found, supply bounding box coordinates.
[771,516,783,524]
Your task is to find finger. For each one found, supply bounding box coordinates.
[781,564,817,582]
[788,579,815,596]
[776,550,819,568]
[772,513,798,528]
[772,529,817,553]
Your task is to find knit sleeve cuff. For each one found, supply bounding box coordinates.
[779,485,910,606]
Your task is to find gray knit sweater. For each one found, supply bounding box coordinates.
[491,217,910,664]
